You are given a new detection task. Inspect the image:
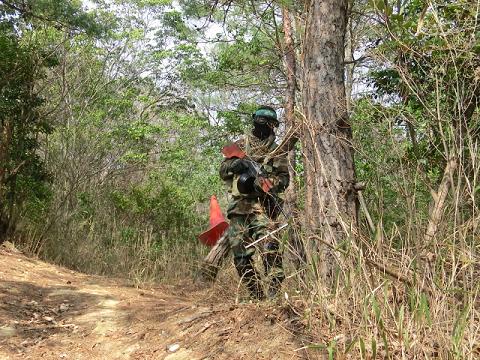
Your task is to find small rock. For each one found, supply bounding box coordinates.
[167,344,180,353]
[0,326,16,338]
[59,303,69,312]
[1,241,20,252]
[43,316,55,323]
[59,353,67,359]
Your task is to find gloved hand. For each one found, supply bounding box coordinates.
[229,158,248,174]
[254,177,274,193]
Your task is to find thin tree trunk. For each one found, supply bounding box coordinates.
[282,6,296,134]
[0,118,12,195]
[344,14,354,114]
[281,6,305,268]
[424,157,458,243]
[302,0,357,279]
[0,119,12,243]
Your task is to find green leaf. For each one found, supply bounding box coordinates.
[359,337,366,360]
[371,337,377,359]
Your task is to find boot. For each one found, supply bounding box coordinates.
[263,247,285,299]
[246,276,265,300]
[234,256,265,300]
[266,277,283,299]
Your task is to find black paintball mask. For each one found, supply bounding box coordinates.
[252,107,279,140]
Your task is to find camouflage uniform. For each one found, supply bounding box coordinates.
[219,133,289,299]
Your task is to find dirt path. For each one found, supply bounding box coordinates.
[0,244,314,359]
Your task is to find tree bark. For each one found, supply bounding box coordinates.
[0,118,12,243]
[302,0,357,278]
[344,14,354,114]
[281,6,305,268]
[282,6,296,135]
[424,158,457,243]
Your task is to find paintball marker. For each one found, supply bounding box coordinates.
[222,143,286,219]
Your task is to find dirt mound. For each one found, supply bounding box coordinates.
[0,244,316,359]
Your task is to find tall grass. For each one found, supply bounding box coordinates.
[283,144,479,358]
[283,67,479,360]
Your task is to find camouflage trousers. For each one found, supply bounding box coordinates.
[227,212,284,298]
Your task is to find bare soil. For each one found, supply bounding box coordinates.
[0,243,318,359]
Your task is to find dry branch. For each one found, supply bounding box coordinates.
[312,235,432,295]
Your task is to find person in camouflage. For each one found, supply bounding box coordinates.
[219,106,289,300]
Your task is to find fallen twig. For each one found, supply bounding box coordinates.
[311,235,432,295]
[193,321,217,336]
[22,323,77,331]
[177,311,213,326]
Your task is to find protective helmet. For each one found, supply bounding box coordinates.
[252,106,279,127]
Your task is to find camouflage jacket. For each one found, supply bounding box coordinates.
[219,133,289,217]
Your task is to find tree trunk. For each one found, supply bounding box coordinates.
[344,14,354,114]
[424,157,457,243]
[281,6,305,268]
[0,118,12,243]
[302,0,357,279]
